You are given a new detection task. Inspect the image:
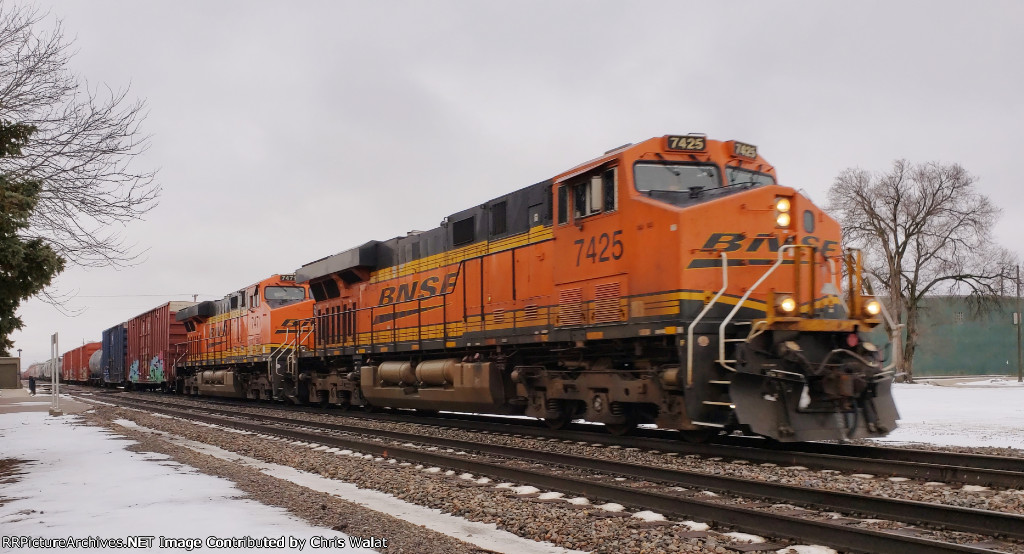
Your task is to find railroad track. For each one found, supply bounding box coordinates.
[96,389,1024,489]
[84,391,1024,554]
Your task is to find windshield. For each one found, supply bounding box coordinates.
[264,286,306,307]
[634,163,720,193]
[726,167,775,187]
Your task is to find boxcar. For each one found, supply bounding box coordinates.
[62,343,101,384]
[101,323,128,387]
[125,301,194,390]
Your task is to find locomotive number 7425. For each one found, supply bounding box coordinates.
[574,231,624,266]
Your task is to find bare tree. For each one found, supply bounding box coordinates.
[827,160,1015,382]
[0,3,158,269]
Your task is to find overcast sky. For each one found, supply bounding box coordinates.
[11,0,1024,364]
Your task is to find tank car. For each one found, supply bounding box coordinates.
[23,362,48,380]
[88,349,102,385]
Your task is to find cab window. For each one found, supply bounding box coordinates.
[572,168,616,219]
[264,286,306,308]
[726,167,775,187]
[557,185,568,224]
[634,162,720,194]
[572,179,598,218]
[602,168,617,212]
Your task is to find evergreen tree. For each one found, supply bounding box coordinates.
[0,121,64,355]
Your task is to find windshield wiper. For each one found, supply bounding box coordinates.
[654,153,681,177]
[726,180,758,188]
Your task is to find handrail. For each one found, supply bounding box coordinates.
[686,252,728,387]
[298,262,466,353]
[268,324,293,380]
[718,244,798,371]
[289,320,316,375]
[862,273,904,374]
[173,342,189,369]
[826,257,848,313]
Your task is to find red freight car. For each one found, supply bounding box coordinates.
[125,301,195,390]
[62,342,101,384]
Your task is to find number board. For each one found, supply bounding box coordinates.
[665,135,706,152]
[279,274,296,282]
[732,141,758,159]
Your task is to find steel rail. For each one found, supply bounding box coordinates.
[717,435,1024,474]
[102,394,1024,546]
[101,390,1024,488]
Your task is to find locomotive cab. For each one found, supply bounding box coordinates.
[544,135,899,441]
[175,274,314,402]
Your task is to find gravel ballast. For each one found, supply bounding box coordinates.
[76,402,818,554]
[75,393,1024,553]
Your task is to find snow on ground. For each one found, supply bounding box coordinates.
[0,412,375,554]
[1,409,582,554]
[134,422,583,554]
[940,377,1024,388]
[870,381,1024,449]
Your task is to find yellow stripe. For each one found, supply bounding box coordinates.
[369,225,553,284]
[309,290,845,350]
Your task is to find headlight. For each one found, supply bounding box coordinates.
[865,299,881,316]
[775,197,792,228]
[778,296,797,313]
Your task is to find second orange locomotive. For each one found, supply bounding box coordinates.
[176,135,899,442]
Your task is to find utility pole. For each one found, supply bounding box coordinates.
[49,333,62,416]
[1018,265,1022,383]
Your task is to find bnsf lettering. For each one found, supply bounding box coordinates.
[419,275,440,296]
[802,235,839,256]
[702,232,745,252]
[701,233,838,257]
[441,272,459,294]
[747,233,794,252]
[378,272,459,306]
[395,281,418,303]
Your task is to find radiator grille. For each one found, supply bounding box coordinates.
[558,288,584,326]
[593,282,622,323]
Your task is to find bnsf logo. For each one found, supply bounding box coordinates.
[378,272,460,306]
[701,233,839,257]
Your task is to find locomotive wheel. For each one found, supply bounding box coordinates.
[543,413,573,430]
[680,429,718,443]
[604,420,637,436]
[336,392,352,411]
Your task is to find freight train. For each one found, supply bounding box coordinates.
[60,342,101,385]
[69,135,900,442]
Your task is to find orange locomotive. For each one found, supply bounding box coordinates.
[174,274,314,400]
[187,135,899,442]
